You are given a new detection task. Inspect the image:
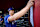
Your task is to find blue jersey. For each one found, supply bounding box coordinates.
[4,15,17,27]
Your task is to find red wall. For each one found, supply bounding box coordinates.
[33,0,40,27]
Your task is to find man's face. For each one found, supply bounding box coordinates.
[9,10,14,15]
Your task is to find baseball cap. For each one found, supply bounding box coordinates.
[8,7,14,11]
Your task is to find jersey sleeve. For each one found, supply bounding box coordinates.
[4,16,9,23]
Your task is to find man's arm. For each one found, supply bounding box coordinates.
[8,0,34,21]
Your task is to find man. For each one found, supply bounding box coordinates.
[4,0,34,27]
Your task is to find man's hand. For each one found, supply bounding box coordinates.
[27,0,34,8]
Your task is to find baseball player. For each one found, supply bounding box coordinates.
[4,0,34,27]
